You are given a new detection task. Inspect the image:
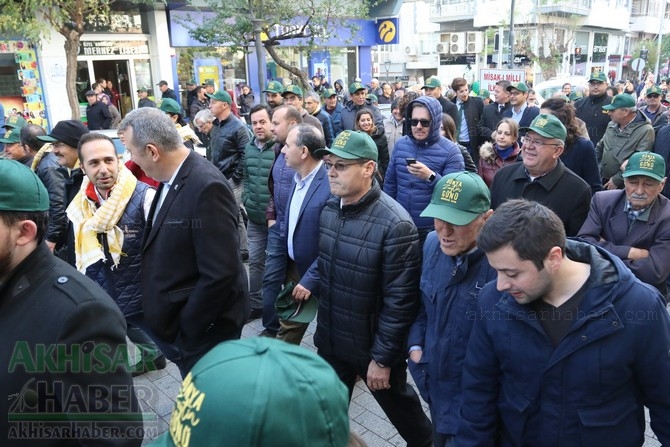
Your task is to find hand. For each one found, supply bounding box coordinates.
[366,360,391,391]
[409,349,423,363]
[407,161,433,181]
[628,247,650,260]
[267,219,276,228]
[292,284,311,301]
[46,240,56,253]
[620,159,629,172]
[603,179,618,190]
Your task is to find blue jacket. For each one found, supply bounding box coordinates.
[560,136,602,194]
[459,240,670,447]
[383,96,465,230]
[325,103,343,136]
[408,233,496,435]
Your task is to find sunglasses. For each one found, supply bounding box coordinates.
[410,119,431,127]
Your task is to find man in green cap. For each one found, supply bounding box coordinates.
[281,85,324,135]
[313,130,434,447]
[503,82,539,142]
[408,171,496,447]
[574,72,613,146]
[137,87,156,108]
[0,127,32,167]
[422,76,458,124]
[322,88,343,135]
[340,81,384,131]
[262,80,285,110]
[639,85,668,132]
[597,93,655,190]
[0,160,142,444]
[490,113,592,236]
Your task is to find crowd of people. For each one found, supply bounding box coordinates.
[1,69,670,447]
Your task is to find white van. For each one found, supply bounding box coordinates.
[534,76,589,105]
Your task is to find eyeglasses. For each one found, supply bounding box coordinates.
[410,119,431,127]
[521,136,562,148]
[324,160,367,172]
[509,90,524,96]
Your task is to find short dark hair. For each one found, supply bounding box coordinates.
[20,124,47,152]
[477,200,565,270]
[0,211,48,243]
[193,86,204,96]
[250,104,272,120]
[77,132,116,163]
[292,123,325,160]
[495,80,511,90]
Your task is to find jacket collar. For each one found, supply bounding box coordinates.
[510,158,566,191]
[0,243,56,302]
[332,178,381,216]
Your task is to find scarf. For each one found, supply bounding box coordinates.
[176,124,202,145]
[31,142,53,172]
[66,165,137,273]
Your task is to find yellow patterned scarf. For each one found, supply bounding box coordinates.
[66,165,137,273]
[31,142,53,172]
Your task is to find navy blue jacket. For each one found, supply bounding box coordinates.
[384,96,465,230]
[458,240,670,447]
[502,104,539,144]
[560,136,602,194]
[408,233,496,435]
[325,103,344,136]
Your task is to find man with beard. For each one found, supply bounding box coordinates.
[263,80,285,111]
[574,72,613,146]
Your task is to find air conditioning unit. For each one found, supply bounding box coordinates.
[439,34,451,54]
[404,45,418,56]
[436,43,447,54]
[450,33,466,54]
[467,32,483,53]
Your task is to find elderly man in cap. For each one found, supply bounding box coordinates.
[340,81,384,131]
[263,80,285,110]
[37,120,90,258]
[502,82,539,143]
[137,87,156,108]
[0,160,142,446]
[314,130,434,447]
[422,76,458,124]
[281,85,324,135]
[408,171,496,447]
[208,89,250,260]
[85,89,112,130]
[597,94,655,190]
[579,151,670,296]
[1,127,32,167]
[490,114,591,236]
[156,80,178,102]
[639,85,668,132]
[574,72,615,146]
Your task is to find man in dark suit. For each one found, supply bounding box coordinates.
[477,79,512,143]
[578,151,670,296]
[118,108,249,377]
[502,82,539,145]
[451,77,484,165]
[273,123,332,344]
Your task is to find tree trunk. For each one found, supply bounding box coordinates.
[264,42,312,93]
[63,31,82,120]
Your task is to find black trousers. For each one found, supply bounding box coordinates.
[319,351,433,447]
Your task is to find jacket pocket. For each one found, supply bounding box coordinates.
[577,394,642,446]
[167,287,194,303]
[408,358,430,404]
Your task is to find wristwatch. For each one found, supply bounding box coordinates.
[427,172,436,182]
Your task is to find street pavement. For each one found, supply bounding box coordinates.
[133,316,663,446]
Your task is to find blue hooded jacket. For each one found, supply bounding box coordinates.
[383,96,465,230]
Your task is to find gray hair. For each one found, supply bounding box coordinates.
[118,107,182,153]
[292,123,326,159]
[625,107,638,114]
[304,91,320,103]
[194,109,215,125]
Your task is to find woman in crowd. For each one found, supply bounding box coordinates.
[439,113,477,173]
[355,108,389,179]
[99,93,121,129]
[477,117,521,188]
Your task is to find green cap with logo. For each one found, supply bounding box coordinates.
[282,84,303,98]
[422,77,442,89]
[623,151,666,182]
[478,89,490,98]
[506,82,528,93]
[204,79,216,86]
[206,90,232,104]
[589,72,608,83]
[367,93,378,103]
[0,160,49,211]
[322,88,337,98]
[151,338,349,447]
[3,115,27,130]
[158,98,181,114]
[523,113,567,141]
[647,86,663,97]
[274,282,318,323]
[263,80,284,94]
[420,172,491,225]
[602,93,636,110]
[315,130,378,161]
[0,128,21,144]
[349,82,366,94]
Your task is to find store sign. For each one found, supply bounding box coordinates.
[79,41,149,56]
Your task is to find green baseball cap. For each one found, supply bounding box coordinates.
[623,151,666,182]
[263,80,284,94]
[315,130,378,162]
[206,90,232,104]
[3,115,27,130]
[158,98,181,114]
[420,172,491,225]
[151,338,349,447]
[602,94,636,110]
[523,113,567,141]
[589,72,608,83]
[0,128,21,144]
[568,91,583,101]
[137,87,148,93]
[274,282,318,323]
[478,89,490,98]
[422,77,442,89]
[507,82,528,93]
[322,88,337,98]
[367,93,378,103]
[186,79,197,86]
[282,84,303,98]
[647,86,663,96]
[204,79,216,86]
[349,82,366,94]
[0,160,49,211]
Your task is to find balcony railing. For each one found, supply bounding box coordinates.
[537,0,592,15]
[431,0,476,19]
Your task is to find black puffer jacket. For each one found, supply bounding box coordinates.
[209,115,250,183]
[314,180,421,367]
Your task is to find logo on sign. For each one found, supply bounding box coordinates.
[378,20,396,43]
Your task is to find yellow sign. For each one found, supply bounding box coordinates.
[377,20,396,44]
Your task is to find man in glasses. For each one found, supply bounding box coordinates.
[502,82,539,144]
[314,130,434,447]
[639,85,668,133]
[489,113,591,236]
[574,72,613,146]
